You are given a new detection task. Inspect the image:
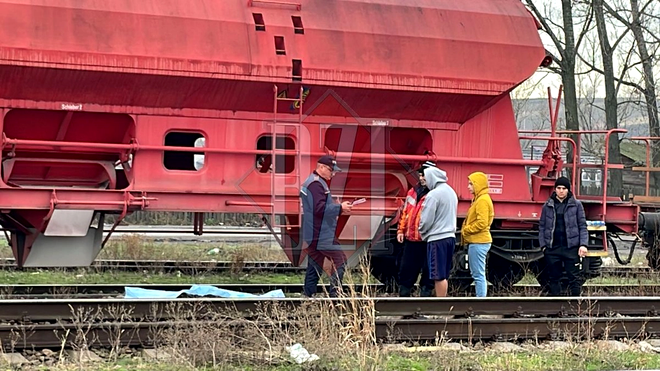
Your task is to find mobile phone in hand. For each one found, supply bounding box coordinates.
[351,198,366,206]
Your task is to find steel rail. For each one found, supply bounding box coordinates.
[0,259,305,273]
[0,283,659,298]
[2,297,660,322]
[2,316,660,349]
[0,259,651,277]
[379,316,660,341]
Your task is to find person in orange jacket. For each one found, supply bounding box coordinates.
[396,161,436,297]
[461,172,495,297]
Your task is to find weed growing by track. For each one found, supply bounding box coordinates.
[99,235,288,262]
[8,344,660,370]
[147,255,380,370]
[0,234,289,262]
[0,269,306,285]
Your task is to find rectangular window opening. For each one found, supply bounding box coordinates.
[292,16,304,34]
[256,135,296,174]
[253,13,266,31]
[274,36,286,55]
[292,59,302,81]
[164,132,205,171]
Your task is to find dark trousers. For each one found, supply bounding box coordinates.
[303,247,347,297]
[398,240,434,297]
[544,246,583,296]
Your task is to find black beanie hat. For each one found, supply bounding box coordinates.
[554,176,571,191]
[418,160,436,174]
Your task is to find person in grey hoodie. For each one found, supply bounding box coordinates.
[419,167,459,297]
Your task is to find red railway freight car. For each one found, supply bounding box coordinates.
[0,0,657,291]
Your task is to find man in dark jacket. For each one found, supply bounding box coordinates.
[538,176,589,296]
[396,161,435,297]
[300,155,352,297]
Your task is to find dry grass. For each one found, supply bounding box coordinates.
[30,255,378,370]
[98,234,288,262]
[153,256,379,369]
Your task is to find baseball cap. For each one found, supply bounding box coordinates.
[318,155,342,172]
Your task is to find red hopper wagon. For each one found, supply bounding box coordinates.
[0,0,657,291]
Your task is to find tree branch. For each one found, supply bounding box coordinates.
[611,27,632,51]
[577,53,646,92]
[615,46,636,96]
[524,0,566,59]
[603,2,632,26]
[575,3,595,51]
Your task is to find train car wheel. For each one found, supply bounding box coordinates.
[486,253,525,293]
[448,273,473,296]
[529,259,552,295]
[449,248,473,295]
[646,233,660,269]
[369,255,399,294]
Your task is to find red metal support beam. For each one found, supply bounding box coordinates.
[42,111,75,182]
[2,136,544,167]
[519,135,577,191]
[602,129,628,218]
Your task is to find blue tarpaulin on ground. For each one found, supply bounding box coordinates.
[124,284,286,299]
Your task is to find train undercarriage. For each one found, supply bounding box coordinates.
[365,223,652,295]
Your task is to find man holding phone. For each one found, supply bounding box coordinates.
[299,155,352,297]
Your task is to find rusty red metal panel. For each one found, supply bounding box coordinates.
[442,96,533,202]
[0,0,642,267]
[295,1,545,92]
[0,0,545,123]
[0,0,251,66]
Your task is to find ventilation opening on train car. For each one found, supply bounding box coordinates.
[163,132,206,171]
[2,109,135,189]
[256,135,295,173]
[324,126,432,156]
[253,13,266,31]
[292,16,304,34]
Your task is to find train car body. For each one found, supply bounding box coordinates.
[0,0,654,289]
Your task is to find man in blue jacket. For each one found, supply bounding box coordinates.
[538,177,589,296]
[300,155,352,297]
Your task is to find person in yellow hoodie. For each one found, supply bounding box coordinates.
[461,172,495,297]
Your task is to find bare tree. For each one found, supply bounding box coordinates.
[512,77,553,154]
[525,0,594,178]
[604,0,660,194]
[576,70,604,156]
[594,0,624,195]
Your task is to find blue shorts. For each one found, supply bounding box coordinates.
[427,237,455,281]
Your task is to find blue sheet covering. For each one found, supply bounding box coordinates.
[124,284,286,299]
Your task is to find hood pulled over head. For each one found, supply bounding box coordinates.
[468,172,489,197]
[424,167,448,190]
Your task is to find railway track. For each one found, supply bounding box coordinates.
[0,283,659,298]
[1,296,660,349]
[0,259,654,277]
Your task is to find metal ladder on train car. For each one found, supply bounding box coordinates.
[269,85,304,228]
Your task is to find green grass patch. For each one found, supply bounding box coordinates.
[0,269,305,285]
[99,235,288,262]
[0,268,656,287]
[22,348,660,371]
[0,235,289,262]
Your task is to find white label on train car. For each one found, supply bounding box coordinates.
[61,103,83,111]
[486,173,504,194]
